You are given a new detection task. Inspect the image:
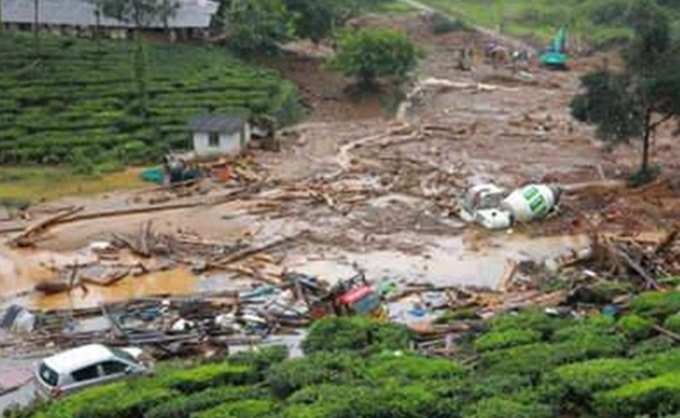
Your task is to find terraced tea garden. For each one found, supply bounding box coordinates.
[0,33,302,165]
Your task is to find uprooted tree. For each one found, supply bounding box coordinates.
[95,0,180,118]
[328,28,422,87]
[570,0,680,183]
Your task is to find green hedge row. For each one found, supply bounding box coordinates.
[0,32,302,165]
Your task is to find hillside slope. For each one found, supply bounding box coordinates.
[0,34,302,165]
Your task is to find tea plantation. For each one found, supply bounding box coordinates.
[0,33,302,165]
[17,292,680,418]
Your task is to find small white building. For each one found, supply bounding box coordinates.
[187,114,251,158]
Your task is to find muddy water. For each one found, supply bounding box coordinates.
[1,233,591,311]
[29,269,198,311]
[286,234,591,289]
[0,247,96,294]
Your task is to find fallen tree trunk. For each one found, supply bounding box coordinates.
[8,206,83,246]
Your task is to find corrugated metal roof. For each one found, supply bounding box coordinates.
[1,0,218,28]
[187,114,245,133]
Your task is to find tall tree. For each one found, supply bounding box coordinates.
[570,0,680,181]
[97,0,179,117]
[329,28,422,87]
[221,0,291,54]
[284,0,370,44]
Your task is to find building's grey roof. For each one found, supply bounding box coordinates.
[1,0,218,28]
[187,114,246,133]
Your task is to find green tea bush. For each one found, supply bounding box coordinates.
[194,399,276,418]
[466,373,532,401]
[480,333,625,378]
[33,380,177,418]
[630,335,676,356]
[158,362,254,393]
[266,352,365,398]
[474,329,542,352]
[630,291,680,320]
[618,314,655,341]
[595,372,680,417]
[228,345,289,379]
[302,316,410,354]
[664,314,680,333]
[488,309,566,339]
[284,382,443,418]
[466,396,552,418]
[145,386,268,418]
[366,353,463,382]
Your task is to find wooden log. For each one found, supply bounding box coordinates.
[654,325,680,342]
[8,206,83,246]
[213,232,307,267]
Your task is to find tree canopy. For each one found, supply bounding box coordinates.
[221,0,291,54]
[570,0,680,181]
[329,28,422,86]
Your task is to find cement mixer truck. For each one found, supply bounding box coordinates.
[458,183,562,230]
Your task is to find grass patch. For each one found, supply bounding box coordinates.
[0,166,147,203]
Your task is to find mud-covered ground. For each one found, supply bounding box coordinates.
[1,12,679,312]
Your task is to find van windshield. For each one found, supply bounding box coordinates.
[39,362,59,387]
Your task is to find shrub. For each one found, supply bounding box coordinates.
[618,314,655,341]
[34,380,177,418]
[466,397,552,418]
[366,353,463,382]
[489,309,566,339]
[302,316,410,354]
[228,345,289,379]
[328,28,422,85]
[549,349,680,411]
[284,382,443,418]
[118,140,149,164]
[266,352,364,398]
[145,386,269,418]
[595,372,680,417]
[467,373,533,401]
[431,13,467,34]
[550,357,652,402]
[480,333,626,378]
[630,291,680,320]
[158,362,254,393]
[474,329,542,352]
[551,316,615,342]
[664,314,680,333]
[194,399,276,418]
[630,335,676,356]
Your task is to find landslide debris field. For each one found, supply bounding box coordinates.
[1,11,680,366]
[1,13,680,308]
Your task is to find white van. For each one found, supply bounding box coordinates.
[34,344,150,399]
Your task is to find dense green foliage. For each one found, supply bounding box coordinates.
[417,0,680,47]
[32,292,680,418]
[216,0,393,51]
[570,0,680,179]
[329,28,422,85]
[302,316,411,354]
[220,0,292,54]
[0,33,302,166]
